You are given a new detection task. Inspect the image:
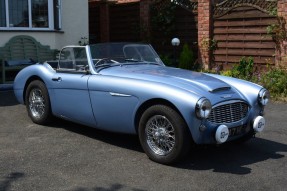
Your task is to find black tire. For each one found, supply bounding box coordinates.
[25,80,53,125]
[138,105,191,164]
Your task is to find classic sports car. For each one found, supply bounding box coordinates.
[14,43,269,164]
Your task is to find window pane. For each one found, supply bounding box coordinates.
[0,0,6,27]
[9,0,29,27]
[59,47,75,70]
[32,0,48,28]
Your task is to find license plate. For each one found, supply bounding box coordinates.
[229,124,248,137]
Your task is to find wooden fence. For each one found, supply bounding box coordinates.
[89,4,100,44]
[89,0,280,67]
[213,0,278,67]
[109,2,140,42]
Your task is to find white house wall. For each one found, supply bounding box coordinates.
[0,0,89,50]
[56,0,89,49]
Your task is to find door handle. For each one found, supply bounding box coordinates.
[52,77,62,81]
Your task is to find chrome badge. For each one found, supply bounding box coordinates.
[221,94,233,99]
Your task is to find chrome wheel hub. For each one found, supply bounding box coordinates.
[29,88,45,119]
[146,115,175,156]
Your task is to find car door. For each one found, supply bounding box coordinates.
[87,74,139,134]
[49,46,97,127]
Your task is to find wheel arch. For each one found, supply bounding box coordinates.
[23,75,45,105]
[134,98,192,137]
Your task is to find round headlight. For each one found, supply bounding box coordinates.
[196,98,212,119]
[258,89,269,106]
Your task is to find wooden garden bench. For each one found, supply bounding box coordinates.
[0,35,57,83]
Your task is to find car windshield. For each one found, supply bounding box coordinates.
[89,43,164,70]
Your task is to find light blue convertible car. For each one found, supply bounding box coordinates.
[14,43,269,164]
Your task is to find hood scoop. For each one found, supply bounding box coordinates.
[178,77,232,93]
[209,86,231,93]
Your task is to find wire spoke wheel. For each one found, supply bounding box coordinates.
[146,115,175,156]
[25,80,52,125]
[139,105,191,164]
[29,88,45,119]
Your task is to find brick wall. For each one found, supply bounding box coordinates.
[197,0,212,69]
[277,0,287,66]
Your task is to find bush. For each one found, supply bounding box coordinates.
[230,57,254,80]
[259,67,287,99]
[220,70,233,77]
[221,57,287,101]
[178,43,195,70]
[160,54,173,67]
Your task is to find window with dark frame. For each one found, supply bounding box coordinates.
[32,0,49,28]
[0,0,6,27]
[9,0,29,27]
[0,0,61,30]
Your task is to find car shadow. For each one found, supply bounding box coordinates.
[0,90,19,107]
[48,119,287,175]
[71,183,146,191]
[0,172,24,191]
[48,118,143,153]
[177,138,287,174]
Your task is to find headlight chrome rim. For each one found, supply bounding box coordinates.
[196,98,212,119]
[258,89,269,106]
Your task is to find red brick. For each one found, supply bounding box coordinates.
[275,0,287,65]
[198,0,212,69]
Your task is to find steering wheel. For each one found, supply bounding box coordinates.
[95,58,119,66]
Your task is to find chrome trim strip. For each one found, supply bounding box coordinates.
[211,100,247,108]
[109,92,132,97]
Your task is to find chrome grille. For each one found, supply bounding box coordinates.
[207,101,249,124]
